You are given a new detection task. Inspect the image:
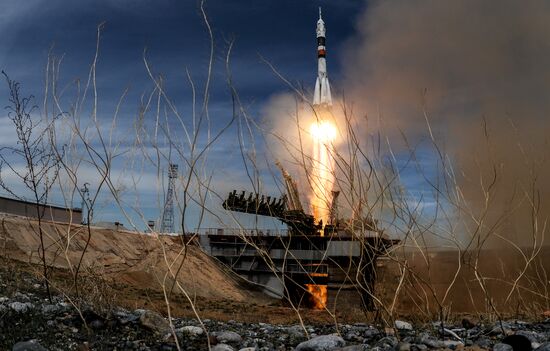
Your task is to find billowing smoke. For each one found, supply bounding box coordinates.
[261,93,347,217]
[341,0,550,246]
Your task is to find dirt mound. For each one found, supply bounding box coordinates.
[0,214,266,303]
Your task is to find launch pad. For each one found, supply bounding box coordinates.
[202,162,397,310]
[198,224,396,310]
[196,9,398,310]
[185,9,398,311]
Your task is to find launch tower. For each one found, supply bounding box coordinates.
[216,9,397,311]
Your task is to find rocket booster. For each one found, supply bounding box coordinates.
[313,7,332,107]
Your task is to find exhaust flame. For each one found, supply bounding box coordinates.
[305,284,328,309]
[309,119,337,227]
[310,120,337,142]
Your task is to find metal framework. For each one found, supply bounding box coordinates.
[161,163,178,233]
[80,182,91,225]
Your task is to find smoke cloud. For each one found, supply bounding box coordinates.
[261,93,348,215]
[341,0,550,246]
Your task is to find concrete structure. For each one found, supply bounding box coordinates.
[196,228,396,310]
[0,195,82,223]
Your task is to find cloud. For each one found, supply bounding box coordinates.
[0,0,43,24]
[0,117,20,146]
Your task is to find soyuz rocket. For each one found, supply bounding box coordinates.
[313,7,332,107]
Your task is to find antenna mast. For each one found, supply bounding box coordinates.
[161,163,178,233]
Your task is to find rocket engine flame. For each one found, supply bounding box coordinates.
[310,120,337,142]
[309,118,336,227]
[305,283,328,309]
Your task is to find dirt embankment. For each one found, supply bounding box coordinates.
[0,214,268,304]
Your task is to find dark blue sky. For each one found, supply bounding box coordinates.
[0,0,364,112]
[0,0,373,231]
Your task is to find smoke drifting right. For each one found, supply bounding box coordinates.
[340,0,550,315]
[341,0,550,247]
[264,0,550,316]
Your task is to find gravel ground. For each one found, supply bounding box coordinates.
[1,268,549,350]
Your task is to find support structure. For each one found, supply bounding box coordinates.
[161,163,178,233]
[80,182,91,225]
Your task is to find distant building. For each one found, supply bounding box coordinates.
[0,195,82,223]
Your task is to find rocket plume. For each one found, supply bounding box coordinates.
[262,9,342,227]
[310,115,336,225]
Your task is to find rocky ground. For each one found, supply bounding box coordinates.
[1,269,550,351]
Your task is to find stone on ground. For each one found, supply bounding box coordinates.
[211,344,235,351]
[295,335,346,351]
[394,320,413,331]
[493,343,513,351]
[139,310,171,335]
[214,331,242,344]
[180,325,204,336]
[12,340,48,351]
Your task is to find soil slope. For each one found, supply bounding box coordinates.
[0,213,266,303]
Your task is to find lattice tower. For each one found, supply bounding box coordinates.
[161,163,178,233]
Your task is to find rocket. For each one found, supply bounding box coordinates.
[313,7,332,107]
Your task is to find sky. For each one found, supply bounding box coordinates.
[0,0,373,232]
[3,0,544,248]
[0,0,361,106]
